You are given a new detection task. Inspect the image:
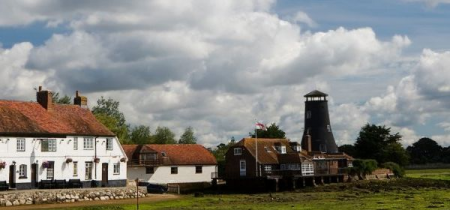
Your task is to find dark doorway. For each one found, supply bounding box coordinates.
[31,163,38,188]
[101,163,108,187]
[9,165,16,189]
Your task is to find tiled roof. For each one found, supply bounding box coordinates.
[0,100,114,137]
[122,145,139,160]
[235,138,303,164]
[123,144,217,165]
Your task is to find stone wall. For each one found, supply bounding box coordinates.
[0,187,148,207]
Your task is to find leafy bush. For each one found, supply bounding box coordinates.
[350,159,378,179]
[382,162,405,177]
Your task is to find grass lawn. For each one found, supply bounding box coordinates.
[406,168,450,181]
[47,178,450,210]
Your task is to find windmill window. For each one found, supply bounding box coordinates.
[306,111,311,119]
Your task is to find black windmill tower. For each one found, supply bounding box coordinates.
[301,90,339,153]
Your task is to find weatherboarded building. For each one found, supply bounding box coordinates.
[0,87,127,190]
[123,144,217,186]
[224,90,354,191]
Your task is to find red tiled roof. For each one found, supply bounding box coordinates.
[234,138,302,164]
[123,144,217,165]
[122,145,139,160]
[0,100,115,137]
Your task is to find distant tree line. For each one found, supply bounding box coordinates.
[339,124,450,166]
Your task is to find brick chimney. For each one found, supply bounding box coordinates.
[301,129,312,153]
[74,90,88,108]
[36,86,53,110]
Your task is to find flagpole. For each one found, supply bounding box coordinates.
[255,122,258,178]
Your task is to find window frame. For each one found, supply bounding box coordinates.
[171,166,178,174]
[113,163,120,175]
[73,161,78,177]
[195,166,202,174]
[234,148,242,155]
[146,167,155,174]
[17,138,26,152]
[85,162,93,180]
[74,137,78,150]
[19,164,27,178]
[84,138,94,150]
[46,162,54,179]
[41,139,57,152]
[281,146,286,154]
[106,138,113,151]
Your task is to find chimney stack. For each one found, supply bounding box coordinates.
[301,129,312,153]
[36,86,53,110]
[74,90,88,108]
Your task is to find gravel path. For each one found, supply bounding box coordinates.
[1,194,179,210]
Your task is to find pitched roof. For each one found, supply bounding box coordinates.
[304,90,328,97]
[0,100,115,137]
[234,138,303,164]
[122,145,139,160]
[123,144,217,165]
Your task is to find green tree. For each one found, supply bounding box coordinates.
[95,113,130,144]
[92,96,126,126]
[407,137,443,164]
[381,162,405,177]
[51,92,72,104]
[153,126,176,144]
[130,125,153,144]
[250,123,286,139]
[92,97,129,143]
[354,124,409,166]
[338,144,356,157]
[348,159,378,180]
[178,127,197,144]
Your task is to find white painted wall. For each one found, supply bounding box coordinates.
[128,165,216,184]
[0,136,127,184]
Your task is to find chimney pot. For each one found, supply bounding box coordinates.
[36,86,53,110]
[74,90,88,108]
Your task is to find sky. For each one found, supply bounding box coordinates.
[1,0,450,148]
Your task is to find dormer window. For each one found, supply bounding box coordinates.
[161,152,166,157]
[234,148,242,155]
[281,146,286,154]
[264,146,271,152]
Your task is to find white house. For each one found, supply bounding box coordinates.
[0,87,127,190]
[123,144,217,185]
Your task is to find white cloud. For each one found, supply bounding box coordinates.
[3,0,443,149]
[331,103,370,145]
[291,11,317,27]
[0,42,47,100]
